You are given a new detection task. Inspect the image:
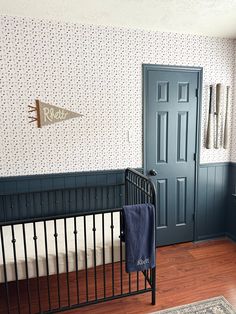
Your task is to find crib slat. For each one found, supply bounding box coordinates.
[11,224,21,314]
[143,181,147,290]
[129,273,131,293]
[132,173,135,204]
[0,226,10,314]
[136,178,140,291]
[125,174,132,294]
[33,221,41,313]
[44,220,51,311]
[138,176,141,202]
[151,266,156,305]
[119,211,123,295]
[73,217,80,304]
[22,223,32,314]
[137,177,140,204]
[127,175,130,205]
[111,212,115,296]
[102,213,106,298]
[83,216,89,302]
[135,175,138,203]
[145,180,148,202]
[64,218,70,306]
[54,219,61,308]
[145,269,147,289]
[93,214,97,300]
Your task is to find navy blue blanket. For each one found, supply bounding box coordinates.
[122,203,155,273]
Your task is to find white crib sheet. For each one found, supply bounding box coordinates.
[0,212,125,282]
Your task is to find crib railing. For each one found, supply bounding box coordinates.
[125,168,156,206]
[125,168,156,305]
[0,168,156,314]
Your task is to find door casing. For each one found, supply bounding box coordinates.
[143,64,203,243]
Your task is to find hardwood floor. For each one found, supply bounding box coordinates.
[1,237,236,313]
[74,238,236,314]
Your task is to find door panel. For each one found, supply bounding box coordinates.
[156,179,167,227]
[177,112,188,162]
[156,112,168,163]
[176,177,187,225]
[145,67,199,246]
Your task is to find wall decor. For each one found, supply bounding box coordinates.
[223,86,230,149]
[215,83,222,149]
[206,84,230,151]
[206,85,214,149]
[28,99,83,128]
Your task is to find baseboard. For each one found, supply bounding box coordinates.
[196,232,226,241]
[225,232,236,242]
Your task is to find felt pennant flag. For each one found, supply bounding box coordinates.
[28,99,83,128]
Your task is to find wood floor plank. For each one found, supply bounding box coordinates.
[1,237,236,313]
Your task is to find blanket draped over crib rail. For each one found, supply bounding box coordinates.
[122,203,155,273]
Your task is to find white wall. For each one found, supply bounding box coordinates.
[1,0,236,38]
[0,15,235,177]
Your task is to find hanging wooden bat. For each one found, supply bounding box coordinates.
[206,85,214,149]
[223,86,230,149]
[214,83,222,149]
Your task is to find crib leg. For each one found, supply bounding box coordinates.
[151,267,156,305]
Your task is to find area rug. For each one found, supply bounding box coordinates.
[152,296,236,313]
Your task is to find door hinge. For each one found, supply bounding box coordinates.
[192,213,195,221]
[193,153,196,161]
[195,88,198,97]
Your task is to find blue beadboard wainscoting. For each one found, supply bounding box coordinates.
[1,164,236,242]
[0,169,125,222]
[226,163,236,241]
[197,162,229,241]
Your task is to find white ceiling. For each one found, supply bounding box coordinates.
[1,0,236,38]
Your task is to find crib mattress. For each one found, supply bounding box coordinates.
[0,212,125,283]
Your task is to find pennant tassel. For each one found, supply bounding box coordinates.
[28,102,41,127]
[28,117,38,123]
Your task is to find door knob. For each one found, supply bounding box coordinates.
[149,169,157,176]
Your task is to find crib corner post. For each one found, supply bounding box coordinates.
[124,169,128,205]
[151,267,156,305]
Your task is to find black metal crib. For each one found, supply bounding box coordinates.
[0,168,156,313]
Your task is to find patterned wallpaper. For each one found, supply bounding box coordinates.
[0,15,235,177]
[230,47,236,162]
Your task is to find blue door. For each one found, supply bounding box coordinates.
[144,65,200,246]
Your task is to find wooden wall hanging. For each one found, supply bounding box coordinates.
[205,84,230,150]
[28,100,83,128]
[214,83,222,149]
[223,86,230,149]
[206,85,214,149]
